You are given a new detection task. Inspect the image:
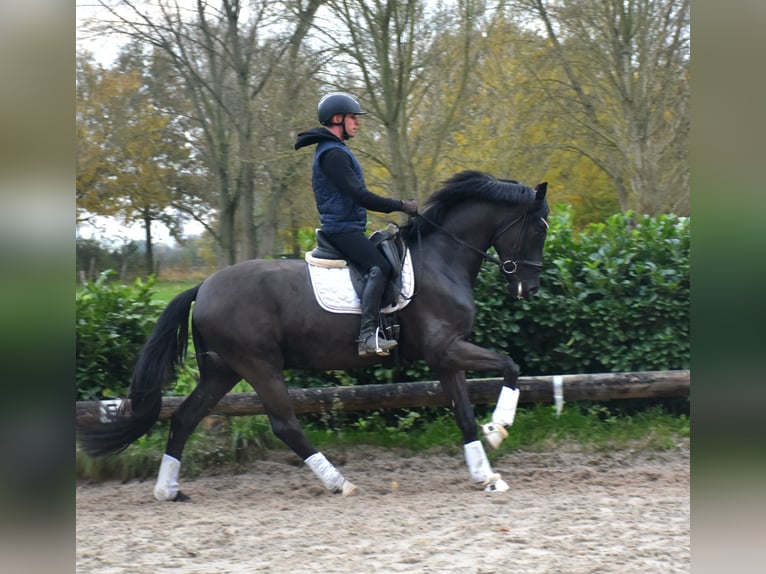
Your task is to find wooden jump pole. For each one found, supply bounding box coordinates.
[76,370,689,423]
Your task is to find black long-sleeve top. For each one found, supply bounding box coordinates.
[319,147,403,213]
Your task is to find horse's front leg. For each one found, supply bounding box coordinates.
[432,338,521,453]
[433,336,521,387]
[435,366,510,493]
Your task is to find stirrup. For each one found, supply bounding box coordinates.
[358,328,397,357]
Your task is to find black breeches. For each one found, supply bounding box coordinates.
[324,230,392,278]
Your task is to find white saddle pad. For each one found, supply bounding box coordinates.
[306,249,414,315]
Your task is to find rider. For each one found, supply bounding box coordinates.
[294,92,418,357]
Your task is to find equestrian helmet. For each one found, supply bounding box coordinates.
[317,92,366,125]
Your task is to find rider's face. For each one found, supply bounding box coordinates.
[344,113,360,137]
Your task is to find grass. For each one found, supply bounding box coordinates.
[149,279,201,304]
[76,277,201,302]
[76,403,690,481]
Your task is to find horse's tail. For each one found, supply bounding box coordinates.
[77,284,202,457]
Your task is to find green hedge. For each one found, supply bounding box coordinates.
[75,209,689,399]
[76,272,163,400]
[473,207,690,375]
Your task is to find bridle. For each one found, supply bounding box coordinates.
[416,210,547,278]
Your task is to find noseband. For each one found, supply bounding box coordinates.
[490,214,547,277]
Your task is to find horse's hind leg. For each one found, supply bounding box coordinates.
[243,360,357,497]
[154,352,240,502]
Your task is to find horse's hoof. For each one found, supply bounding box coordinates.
[483,476,509,493]
[172,491,191,502]
[482,423,508,450]
[341,480,358,497]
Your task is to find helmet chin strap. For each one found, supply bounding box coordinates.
[339,113,350,140]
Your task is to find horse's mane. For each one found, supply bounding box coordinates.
[400,170,538,240]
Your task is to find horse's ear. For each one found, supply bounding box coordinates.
[534,182,547,200]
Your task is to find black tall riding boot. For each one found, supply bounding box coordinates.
[358,266,398,357]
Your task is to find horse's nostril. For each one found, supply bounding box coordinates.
[527,285,539,296]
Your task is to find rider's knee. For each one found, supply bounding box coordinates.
[367,265,383,280]
[368,262,391,280]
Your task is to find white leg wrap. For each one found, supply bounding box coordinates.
[492,386,520,426]
[154,454,181,501]
[464,440,494,483]
[304,452,346,493]
[464,440,509,492]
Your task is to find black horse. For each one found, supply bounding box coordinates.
[78,170,549,499]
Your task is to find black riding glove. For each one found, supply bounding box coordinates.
[401,199,418,215]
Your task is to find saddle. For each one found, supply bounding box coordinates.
[306,223,407,309]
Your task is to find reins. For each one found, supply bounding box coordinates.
[413,211,542,274]
[415,211,506,266]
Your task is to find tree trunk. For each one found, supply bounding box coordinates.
[143,212,154,277]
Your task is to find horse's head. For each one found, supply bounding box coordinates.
[401,171,550,299]
[492,182,549,299]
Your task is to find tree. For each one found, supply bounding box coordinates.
[76,47,193,275]
[248,2,329,257]
[318,0,486,202]
[511,0,690,215]
[424,12,619,226]
[82,0,327,264]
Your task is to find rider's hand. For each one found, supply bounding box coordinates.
[401,199,418,215]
